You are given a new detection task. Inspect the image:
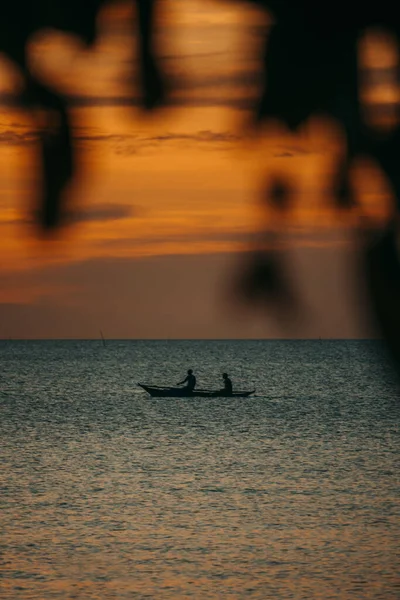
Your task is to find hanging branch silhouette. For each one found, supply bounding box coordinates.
[1,1,400,371]
[0,0,166,229]
[231,0,400,370]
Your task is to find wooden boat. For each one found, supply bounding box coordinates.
[138,383,255,398]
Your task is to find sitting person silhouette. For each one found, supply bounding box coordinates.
[177,369,196,392]
[221,373,233,396]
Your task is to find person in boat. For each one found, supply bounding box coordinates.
[221,372,233,396]
[177,369,196,392]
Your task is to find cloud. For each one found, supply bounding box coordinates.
[76,130,240,145]
[66,94,256,110]
[69,203,137,224]
[0,124,242,152]
[274,144,313,156]
[0,203,137,228]
[0,130,36,145]
[170,70,261,91]
[0,91,256,111]
[141,130,240,144]
[74,128,242,156]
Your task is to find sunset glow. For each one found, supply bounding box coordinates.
[1,0,397,337]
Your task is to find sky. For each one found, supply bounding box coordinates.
[0,0,398,339]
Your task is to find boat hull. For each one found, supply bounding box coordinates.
[138,384,255,398]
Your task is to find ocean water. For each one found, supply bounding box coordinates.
[1,340,399,599]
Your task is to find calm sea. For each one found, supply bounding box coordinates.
[1,340,399,599]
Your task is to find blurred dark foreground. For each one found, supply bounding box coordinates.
[1,0,400,376]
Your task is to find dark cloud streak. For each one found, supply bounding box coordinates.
[0,130,36,145]
[68,203,137,224]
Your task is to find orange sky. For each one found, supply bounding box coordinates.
[0,0,398,338]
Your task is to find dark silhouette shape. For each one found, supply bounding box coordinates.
[177,369,196,391]
[136,0,167,110]
[364,221,400,370]
[221,372,233,396]
[230,1,400,372]
[138,383,254,397]
[0,0,167,232]
[2,1,400,374]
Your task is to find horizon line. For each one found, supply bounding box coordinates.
[0,337,381,342]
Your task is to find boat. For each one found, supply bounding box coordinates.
[138,383,255,398]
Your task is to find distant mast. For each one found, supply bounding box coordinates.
[100,330,106,347]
